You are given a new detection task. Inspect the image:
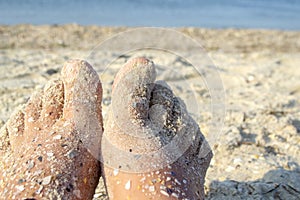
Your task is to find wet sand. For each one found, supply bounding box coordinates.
[0,25,300,199]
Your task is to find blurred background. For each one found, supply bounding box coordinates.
[0,0,300,30]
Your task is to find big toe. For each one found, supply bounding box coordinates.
[62,60,102,121]
[61,60,103,156]
[104,57,175,169]
[112,57,156,127]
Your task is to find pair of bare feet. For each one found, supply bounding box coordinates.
[0,57,212,199]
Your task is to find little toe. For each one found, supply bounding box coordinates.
[0,124,10,153]
[6,107,25,154]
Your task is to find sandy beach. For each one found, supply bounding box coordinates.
[0,25,300,199]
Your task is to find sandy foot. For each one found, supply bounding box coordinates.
[102,57,212,199]
[0,60,103,199]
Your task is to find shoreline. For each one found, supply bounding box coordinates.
[1,24,299,53]
[2,23,300,31]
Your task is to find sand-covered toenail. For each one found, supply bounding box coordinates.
[40,80,64,126]
[112,57,156,91]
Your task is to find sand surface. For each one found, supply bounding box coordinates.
[0,25,300,199]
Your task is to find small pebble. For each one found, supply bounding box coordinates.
[28,117,34,122]
[175,179,181,185]
[27,160,35,170]
[113,169,119,176]
[53,135,62,140]
[42,175,52,185]
[172,193,179,198]
[15,185,24,192]
[140,177,146,182]
[93,193,102,198]
[46,68,58,75]
[160,185,166,190]
[33,170,42,176]
[160,190,170,197]
[233,158,243,165]
[225,166,235,172]
[149,185,155,192]
[125,180,131,190]
[67,149,78,159]
[38,156,43,162]
[246,74,255,82]
[47,152,54,157]
[36,186,43,194]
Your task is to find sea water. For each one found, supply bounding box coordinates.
[0,0,299,30]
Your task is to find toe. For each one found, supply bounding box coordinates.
[0,124,10,152]
[6,107,25,153]
[24,90,43,130]
[111,57,156,129]
[61,59,103,158]
[61,59,102,121]
[112,57,156,91]
[103,58,171,173]
[149,81,175,129]
[40,80,64,127]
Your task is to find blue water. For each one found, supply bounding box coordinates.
[0,0,299,30]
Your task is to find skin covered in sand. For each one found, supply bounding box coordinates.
[0,60,103,199]
[102,57,213,200]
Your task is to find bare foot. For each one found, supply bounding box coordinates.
[102,57,213,199]
[0,60,103,199]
